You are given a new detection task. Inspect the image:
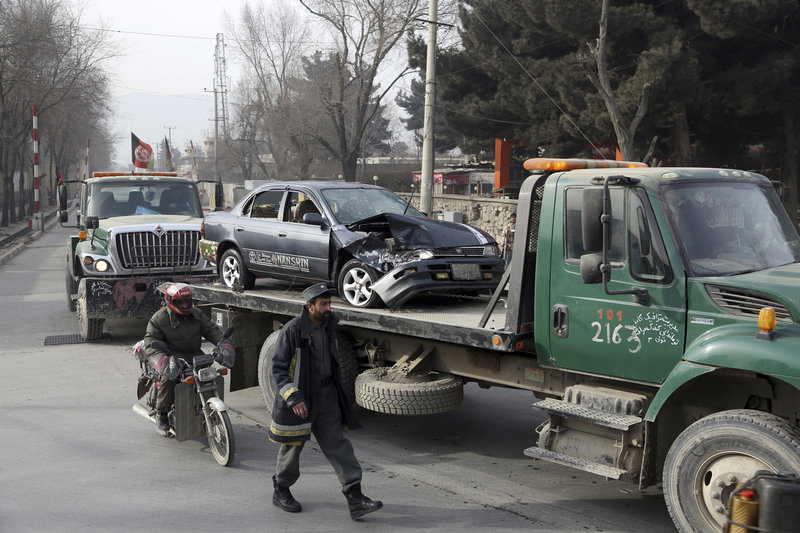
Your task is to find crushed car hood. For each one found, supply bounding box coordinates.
[345,213,493,249]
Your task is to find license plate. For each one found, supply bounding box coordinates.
[452,263,480,280]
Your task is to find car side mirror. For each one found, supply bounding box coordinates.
[580,253,603,284]
[303,213,327,227]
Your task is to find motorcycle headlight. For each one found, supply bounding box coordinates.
[197,367,217,382]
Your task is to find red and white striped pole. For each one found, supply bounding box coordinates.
[84,138,90,180]
[32,104,42,232]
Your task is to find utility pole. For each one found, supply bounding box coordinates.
[420,0,437,217]
[163,125,175,146]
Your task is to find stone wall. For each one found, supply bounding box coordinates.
[401,194,518,244]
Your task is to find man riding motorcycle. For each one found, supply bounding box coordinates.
[144,283,235,435]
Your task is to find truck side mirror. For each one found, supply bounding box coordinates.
[85,216,99,230]
[579,253,603,284]
[581,187,604,252]
[58,184,69,223]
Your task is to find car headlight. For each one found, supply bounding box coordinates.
[485,244,501,257]
[95,260,110,272]
[414,250,435,260]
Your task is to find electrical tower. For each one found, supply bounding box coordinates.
[214,33,229,139]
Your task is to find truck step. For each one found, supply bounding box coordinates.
[534,398,642,431]
[523,447,628,479]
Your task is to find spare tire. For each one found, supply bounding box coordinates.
[355,368,463,415]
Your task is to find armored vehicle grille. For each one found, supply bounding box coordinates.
[706,285,793,323]
[116,230,201,269]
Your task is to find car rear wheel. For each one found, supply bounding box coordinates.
[338,259,382,308]
[219,249,255,290]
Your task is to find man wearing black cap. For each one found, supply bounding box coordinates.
[268,282,383,520]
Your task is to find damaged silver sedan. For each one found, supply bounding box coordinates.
[199,181,504,308]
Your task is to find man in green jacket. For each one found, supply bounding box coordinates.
[145,283,231,435]
[268,283,382,520]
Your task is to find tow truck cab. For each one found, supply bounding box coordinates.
[514,159,800,532]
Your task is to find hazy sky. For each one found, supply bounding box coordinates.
[75,0,252,166]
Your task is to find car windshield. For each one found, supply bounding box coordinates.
[86,181,203,219]
[662,181,800,276]
[321,187,424,224]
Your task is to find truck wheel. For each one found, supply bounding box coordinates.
[336,331,358,405]
[219,249,255,290]
[77,295,104,341]
[65,268,78,312]
[257,330,359,414]
[257,331,281,415]
[663,409,800,533]
[355,368,463,415]
[338,259,382,308]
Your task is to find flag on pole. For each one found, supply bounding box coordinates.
[131,132,153,169]
[164,136,174,172]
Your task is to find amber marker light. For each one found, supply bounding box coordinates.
[756,307,776,341]
[185,376,195,386]
[491,335,501,346]
[78,230,87,240]
[219,368,228,376]
[523,158,648,171]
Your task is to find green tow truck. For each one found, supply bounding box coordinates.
[189,158,800,532]
[58,172,217,341]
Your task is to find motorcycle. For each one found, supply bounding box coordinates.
[132,328,236,466]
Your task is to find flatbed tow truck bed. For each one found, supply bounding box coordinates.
[190,282,515,351]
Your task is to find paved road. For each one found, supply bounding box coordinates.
[0,216,677,532]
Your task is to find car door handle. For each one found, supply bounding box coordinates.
[235,226,244,232]
[278,232,287,237]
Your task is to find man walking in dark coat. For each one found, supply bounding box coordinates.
[268,283,383,520]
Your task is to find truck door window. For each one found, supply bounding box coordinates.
[565,187,624,263]
[628,189,671,283]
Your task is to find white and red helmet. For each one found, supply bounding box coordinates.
[165,283,193,315]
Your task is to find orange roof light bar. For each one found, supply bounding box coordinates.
[524,158,648,172]
[92,172,178,178]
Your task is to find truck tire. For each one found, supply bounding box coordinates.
[219,248,255,291]
[257,330,359,415]
[65,267,78,312]
[337,259,382,308]
[77,294,104,341]
[663,409,800,533]
[355,368,463,415]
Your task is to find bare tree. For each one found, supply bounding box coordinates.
[227,1,317,178]
[582,0,650,160]
[0,0,115,226]
[298,0,425,180]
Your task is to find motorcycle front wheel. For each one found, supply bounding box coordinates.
[207,408,235,466]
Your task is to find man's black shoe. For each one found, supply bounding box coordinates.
[345,485,383,520]
[155,411,170,435]
[272,475,301,513]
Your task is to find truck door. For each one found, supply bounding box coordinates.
[548,184,686,383]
